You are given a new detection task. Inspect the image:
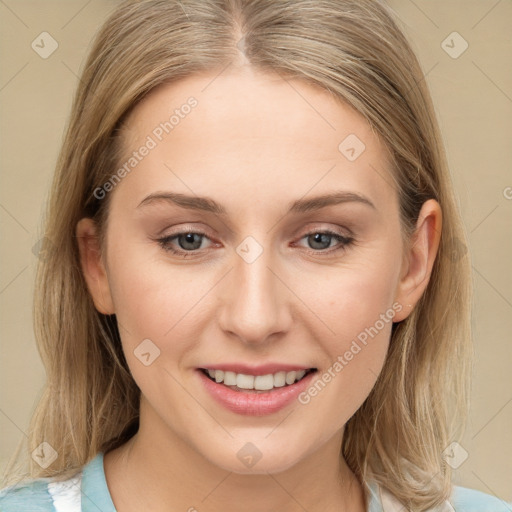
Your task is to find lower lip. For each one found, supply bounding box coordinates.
[196,369,316,416]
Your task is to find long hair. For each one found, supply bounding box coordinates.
[2,1,472,509]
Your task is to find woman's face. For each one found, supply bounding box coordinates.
[79,67,433,475]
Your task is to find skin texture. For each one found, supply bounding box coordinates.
[76,66,441,512]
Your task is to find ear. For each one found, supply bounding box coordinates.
[393,199,442,322]
[76,218,115,315]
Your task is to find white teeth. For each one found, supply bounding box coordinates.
[206,368,312,390]
[236,373,254,389]
[223,371,237,386]
[285,371,297,385]
[254,374,274,390]
[273,371,286,387]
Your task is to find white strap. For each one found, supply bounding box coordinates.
[47,472,82,512]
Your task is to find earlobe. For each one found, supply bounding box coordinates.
[393,199,442,322]
[76,218,115,315]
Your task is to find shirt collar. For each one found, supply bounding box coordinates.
[81,451,389,512]
[82,451,117,512]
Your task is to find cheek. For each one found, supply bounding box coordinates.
[291,251,401,347]
[296,298,394,435]
[105,241,217,359]
[106,223,401,374]
[105,248,213,410]
[290,250,401,419]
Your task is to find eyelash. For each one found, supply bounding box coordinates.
[156,229,354,258]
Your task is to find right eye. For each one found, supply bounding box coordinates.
[157,231,213,257]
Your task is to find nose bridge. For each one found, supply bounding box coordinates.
[217,239,291,344]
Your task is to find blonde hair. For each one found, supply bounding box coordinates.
[2,1,472,509]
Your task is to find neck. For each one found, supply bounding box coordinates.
[104,400,367,512]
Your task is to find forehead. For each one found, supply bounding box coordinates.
[113,67,396,214]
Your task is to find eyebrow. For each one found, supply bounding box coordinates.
[137,190,376,214]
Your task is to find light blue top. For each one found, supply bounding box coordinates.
[0,452,510,511]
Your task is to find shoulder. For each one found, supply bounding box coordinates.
[372,480,511,512]
[0,471,82,512]
[0,478,55,511]
[450,484,512,511]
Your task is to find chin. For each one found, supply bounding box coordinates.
[198,437,311,476]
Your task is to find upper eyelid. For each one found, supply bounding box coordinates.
[158,228,353,248]
[159,227,351,239]
[159,221,353,237]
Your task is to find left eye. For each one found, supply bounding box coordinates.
[156,230,353,257]
[297,231,353,252]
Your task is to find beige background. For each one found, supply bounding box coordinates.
[1,0,511,503]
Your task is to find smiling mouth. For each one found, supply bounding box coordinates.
[199,367,318,393]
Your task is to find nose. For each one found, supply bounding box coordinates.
[217,243,293,346]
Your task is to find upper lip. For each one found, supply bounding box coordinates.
[198,363,317,376]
